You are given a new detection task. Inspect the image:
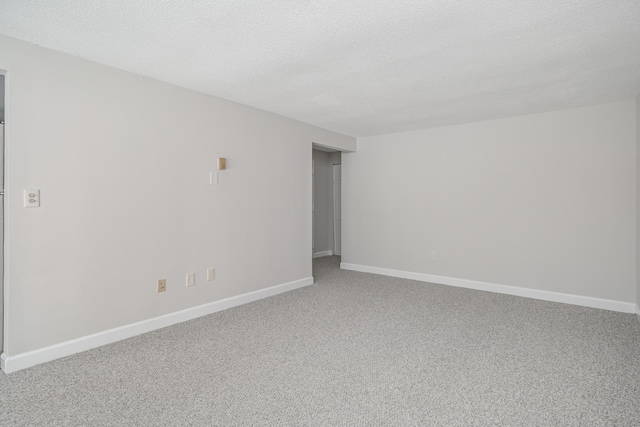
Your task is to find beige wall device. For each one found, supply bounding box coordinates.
[217,158,226,170]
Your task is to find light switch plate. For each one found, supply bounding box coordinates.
[186,272,195,287]
[24,189,40,208]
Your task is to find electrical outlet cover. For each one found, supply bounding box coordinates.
[186,273,195,287]
[24,189,40,208]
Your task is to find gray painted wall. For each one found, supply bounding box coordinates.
[329,151,341,167]
[0,74,4,122]
[343,101,636,303]
[0,35,354,357]
[637,94,640,314]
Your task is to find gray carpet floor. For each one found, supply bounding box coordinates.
[1,256,640,426]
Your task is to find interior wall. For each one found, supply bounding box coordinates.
[313,149,333,255]
[0,35,355,357]
[329,152,341,166]
[0,122,3,354]
[0,74,4,122]
[637,93,640,314]
[343,100,636,303]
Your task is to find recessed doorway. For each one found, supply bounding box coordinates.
[312,145,342,260]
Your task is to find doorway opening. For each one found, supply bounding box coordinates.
[312,145,342,262]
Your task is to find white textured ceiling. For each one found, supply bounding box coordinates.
[1,1,640,136]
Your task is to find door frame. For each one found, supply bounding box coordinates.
[332,164,341,256]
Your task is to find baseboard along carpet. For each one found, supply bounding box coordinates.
[1,255,639,426]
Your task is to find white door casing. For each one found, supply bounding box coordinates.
[333,164,341,256]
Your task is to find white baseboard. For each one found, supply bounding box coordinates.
[340,263,637,314]
[313,250,334,258]
[1,276,313,374]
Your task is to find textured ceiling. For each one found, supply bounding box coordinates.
[1,1,640,136]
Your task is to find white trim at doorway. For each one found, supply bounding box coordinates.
[313,250,334,258]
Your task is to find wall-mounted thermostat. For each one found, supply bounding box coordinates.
[217,158,226,170]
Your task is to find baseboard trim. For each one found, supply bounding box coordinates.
[1,276,313,374]
[340,263,636,314]
[313,250,334,258]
